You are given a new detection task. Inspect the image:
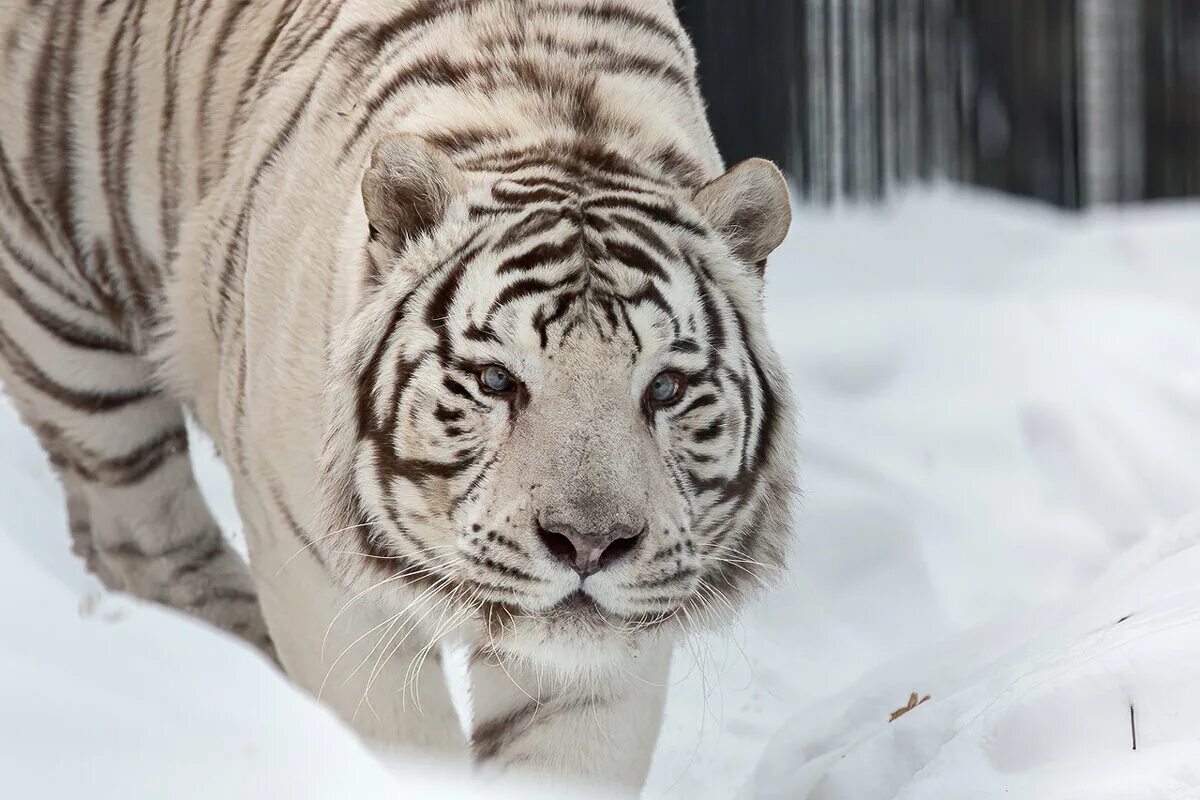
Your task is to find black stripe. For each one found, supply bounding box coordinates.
[692,417,724,443]
[691,260,727,351]
[262,0,345,92]
[488,532,527,557]
[0,226,102,313]
[98,0,154,322]
[425,126,512,156]
[464,145,663,189]
[213,206,250,330]
[158,0,188,252]
[439,376,487,413]
[449,452,496,509]
[219,0,304,172]
[494,210,574,253]
[78,426,189,487]
[269,479,328,570]
[102,527,223,563]
[434,404,464,422]
[534,292,575,349]
[622,279,675,325]
[342,53,473,156]
[0,324,154,412]
[28,0,86,267]
[731,312,778,474]
[629,566,698,590]
[332,0,482,82]
[675,393,717,418]
[653,143,707,188]
[471,700,540,761]
[586,194,705,237]
[471,692,612,762]
[0,265,126,353]
[606,212,676,259]
[519,33,692,92]
[496,232,580,274]
[497,175,580,196]
[490,183,572,208]
[532,1,688,59]
[462,322,500,344]
[426,255,470,362]
[486,275,576,321]
[463,552,541,583]
[196,0,255,195]
[0,143,66,265]
[615,299,641,353]
[728,370,754,472]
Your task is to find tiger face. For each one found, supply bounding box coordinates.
[325,135,795,667]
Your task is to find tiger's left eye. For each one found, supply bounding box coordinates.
[479,364,517,394]
[647,371,686,406]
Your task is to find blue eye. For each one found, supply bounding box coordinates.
[647,371,685,406]
[479,364,517,394]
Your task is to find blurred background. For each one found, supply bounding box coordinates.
[678,0,1199,208]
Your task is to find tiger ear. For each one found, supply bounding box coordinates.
[693,158,791,273]
[361,134,462,253]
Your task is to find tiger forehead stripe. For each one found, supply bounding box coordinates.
[357,234,489,436]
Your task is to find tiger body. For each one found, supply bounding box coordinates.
[0,0,796,791]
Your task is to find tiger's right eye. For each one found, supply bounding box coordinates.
[646,370,686,407]
[478,364,517,394]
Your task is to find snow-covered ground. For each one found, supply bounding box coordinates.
[5,187,1200,798]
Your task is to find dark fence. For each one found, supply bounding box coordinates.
[677,0,1200,208]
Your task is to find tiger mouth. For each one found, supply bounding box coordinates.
[478,588,673,630]
[553,589,604,617]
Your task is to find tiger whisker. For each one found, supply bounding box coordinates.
[275,521,377,576]
[703,556,773,590]
[370,577,468,698]
[482,610,542,707]
[350,572,458,689]
[703,543,776,570]
[354,574,462,720]
[317,567,458,703]
[403,587,481,712]
[320,554,460,660]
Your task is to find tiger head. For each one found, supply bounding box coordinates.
[323,134,796,668]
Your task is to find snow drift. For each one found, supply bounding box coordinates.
[751,516,1200,799]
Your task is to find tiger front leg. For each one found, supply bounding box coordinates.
[0,323,274,658]
[467,639,671,794]
[236,497,469,760]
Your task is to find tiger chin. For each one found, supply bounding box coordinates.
[0,0,795,793]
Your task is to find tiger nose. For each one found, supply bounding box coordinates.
[536,519,645,576]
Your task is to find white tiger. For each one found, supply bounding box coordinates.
[0,0,796,791]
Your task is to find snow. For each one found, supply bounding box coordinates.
[750,515,1200,799]
[5,187,1200,798]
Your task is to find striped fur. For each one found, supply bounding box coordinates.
[0,0,796,790]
